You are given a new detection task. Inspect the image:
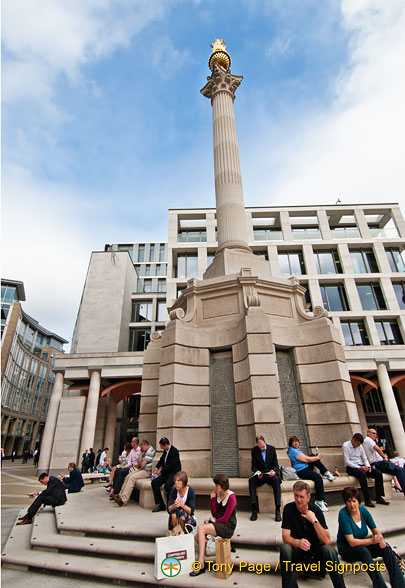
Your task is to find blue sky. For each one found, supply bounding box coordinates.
[2,0,405,347]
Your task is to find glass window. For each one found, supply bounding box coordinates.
[207,253,215,265]
[149,245,155,261]
[143,280,152,293]
[320,284,349,311]
[393,283,405,309]
[357,284,386,310]
[253,228,283,240]
[386,248,405,272]
[157,302,166,322]
[292,228,321,240]
[177,254,198,278]
[158,279,166,292]
[278,251,306,275]
[159,244,166,262]
[129,329,151,351]
[341,321,369,345]
[137,245,145,262]
[350,250,378,273]
[375,320,404,345]
[331,227,361,239]
[131,301,153,322]
[178,230,207,242]
[314,250,342,274]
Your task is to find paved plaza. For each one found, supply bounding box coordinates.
[2,460,405,587]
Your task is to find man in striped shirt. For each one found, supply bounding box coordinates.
[113,440,156,507]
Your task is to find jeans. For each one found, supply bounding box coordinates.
[339,543,405,588]
[296,460,327,502]
[280,542,346,588]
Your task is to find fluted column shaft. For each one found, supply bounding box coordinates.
[38,371,64,471]
[212,90,249,251]
[80,371,101,454]
[201,64,250,253]
[377,363,405,456]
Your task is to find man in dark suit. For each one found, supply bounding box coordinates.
[249,435,282,522]
[151,437,181,512]
[87,448,95,472]
[17,472,67,525]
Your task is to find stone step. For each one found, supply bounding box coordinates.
[3,487,405,587]
[3,511,403,588]
[31,509,280,567]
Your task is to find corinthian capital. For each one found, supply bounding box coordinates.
[200,63,243,101]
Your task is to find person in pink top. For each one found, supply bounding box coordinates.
[110,437,141,496]
[190,473,237,577]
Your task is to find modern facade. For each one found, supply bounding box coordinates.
[1,279,67,456]
[38,40,405,476]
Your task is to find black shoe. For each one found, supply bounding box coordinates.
[365,501,375,508]
[152,505,166,512]
[231,545,236,553]
[275,510,281,522]
[250,511,258,521]
[376,498,390,505]
[189,564,206,577]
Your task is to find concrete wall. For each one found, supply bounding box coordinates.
[72,251,137,354]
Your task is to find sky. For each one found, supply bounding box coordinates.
[2,0,405,348]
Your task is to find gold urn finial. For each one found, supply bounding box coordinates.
[208,38,231,71]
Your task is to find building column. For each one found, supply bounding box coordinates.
[354,388,368,433]
[80,371,101,454]
[377,363,405,456]
[38,371,64,471]
[2,416,11,435]
[104,393,117,453]
[30,421,39,452]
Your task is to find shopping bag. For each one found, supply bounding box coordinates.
[154,533,194,580]
[215,538,232,579]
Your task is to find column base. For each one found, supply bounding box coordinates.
[203,247,271,280]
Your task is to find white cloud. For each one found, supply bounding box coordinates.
[151,35,193,79]
[2,0,168,111]
[243,0,405,211]
[265,35,294,62]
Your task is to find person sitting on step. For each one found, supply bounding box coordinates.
[17,472,67,525]
[287,436,335,513]
[249,434,282,522]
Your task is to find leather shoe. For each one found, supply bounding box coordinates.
[18,515,27,521]
[365,501,375,508]
[250,511,258,521]
[152,505,166,512]
[189,564,206,576]
[113,495,124,507]
[275,510,281,522]
[376,498,389,505]
[17,518,32,525]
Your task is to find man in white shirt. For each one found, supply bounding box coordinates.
[342,433,388,507]
[364,429,405,494]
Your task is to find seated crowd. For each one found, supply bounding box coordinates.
[21,431,405,585]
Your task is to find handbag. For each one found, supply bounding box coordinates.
[205,535,216,556]
[389,544,405,577]
[280,466,299,481]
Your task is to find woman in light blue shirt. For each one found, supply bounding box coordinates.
[287,436,335,512]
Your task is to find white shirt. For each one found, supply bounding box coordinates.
[363,436,383,464]
[342,440,370,469]
[99,451,107,467]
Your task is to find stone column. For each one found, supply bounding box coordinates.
[104,392,117,452]
[377,363,405,456]
[38,371,64,471]
[30,421,39,452]
[201,44,250,253]
[80,370,101,453]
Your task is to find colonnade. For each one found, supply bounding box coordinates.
[38,370,117,471]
